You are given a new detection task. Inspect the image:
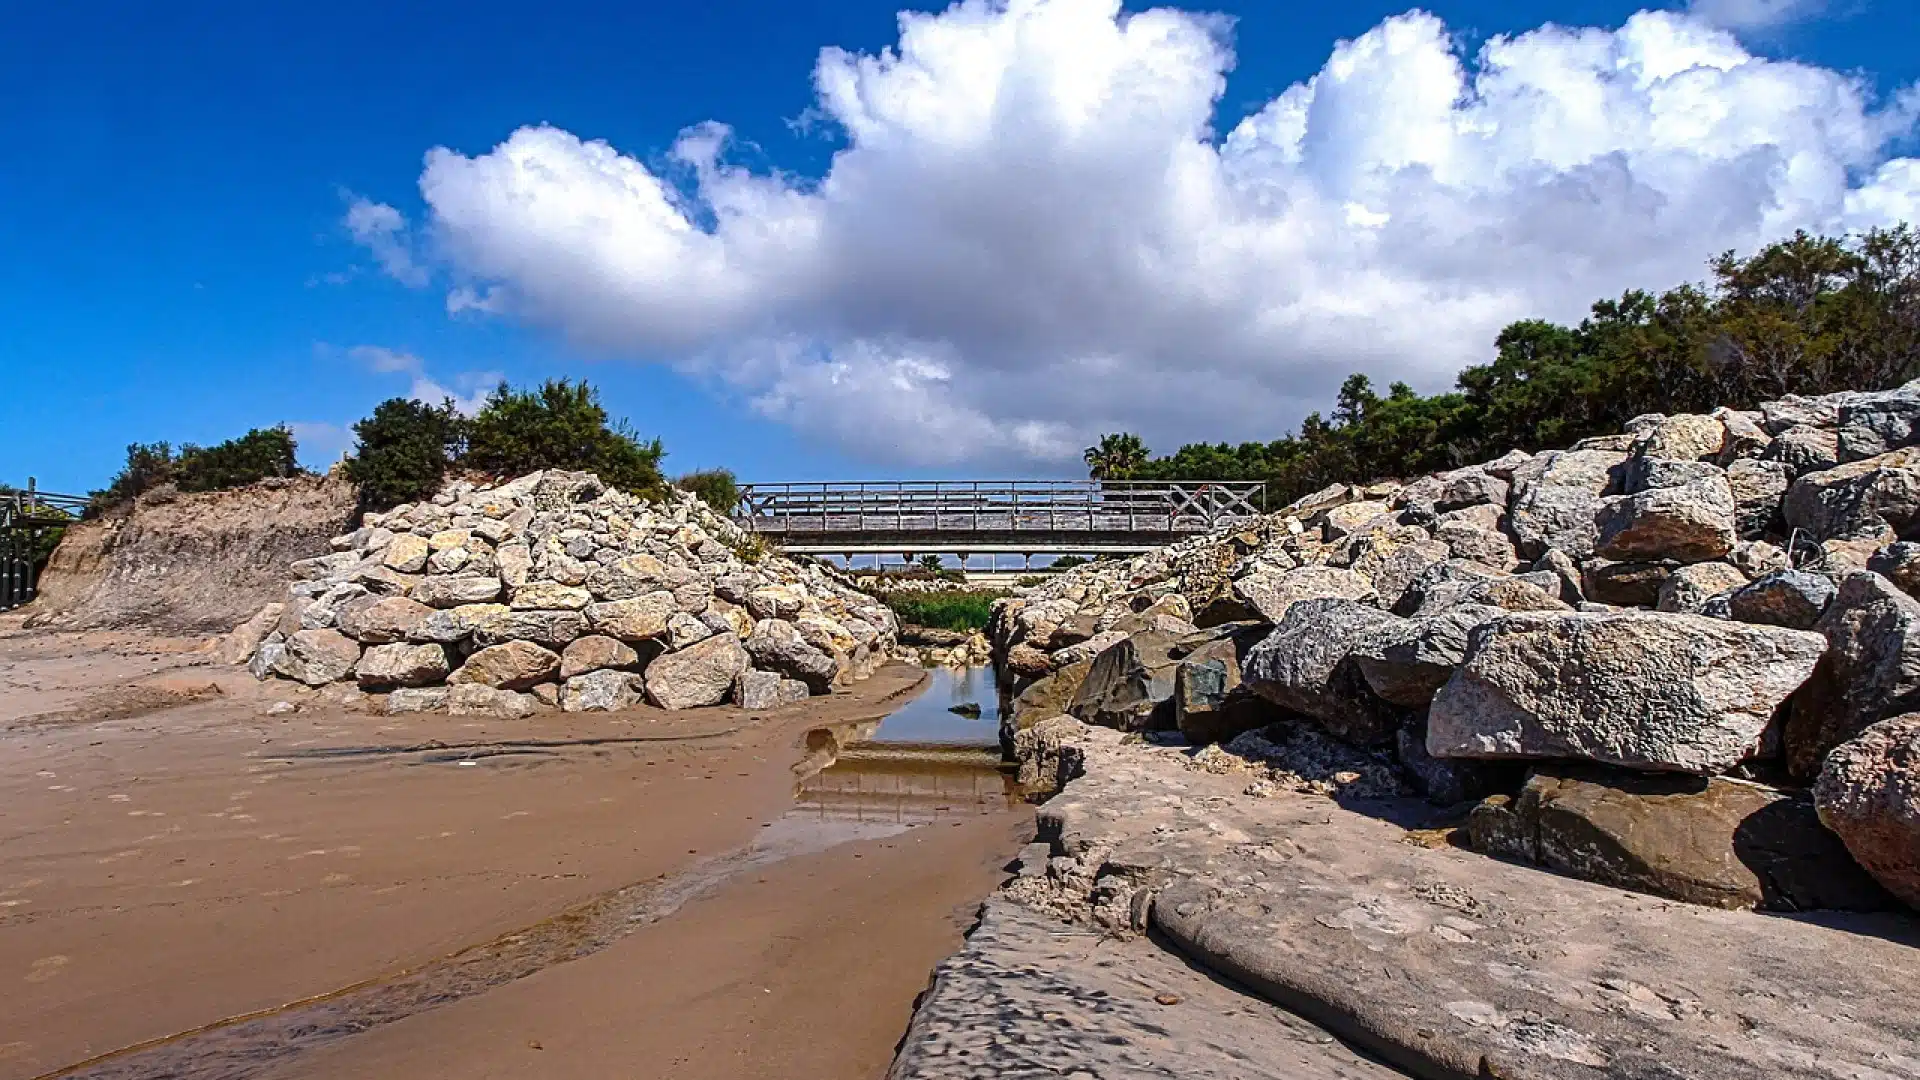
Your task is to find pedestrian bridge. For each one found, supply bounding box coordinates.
[1,480,87,611]
[731,480,1266,567]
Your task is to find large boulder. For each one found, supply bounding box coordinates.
[1001,658,1093,754]
[585,593,676,642]
[1867,541,1920,598]
[470,608,586,649]
[449,640,561,691]
[353,642,451,689]
[561,669,643,712]
[1782,450,1920,541]
[559,634,641,679]
[412,575,505,609]
[1785,571,1920,780]
[1814,713,1920,909]
[1350,605,1495,709]
[645,632,749,710]
[1764,425,1840,475]
[1428,611,1825,774]
[1172,635,1268,745]
[1656,562,1747,614]
[509,580,593,611]
[1228,565,1377,624]
[275,628,362,686]
[1634,414,1726,461]
[1243,599,1405,747]
[1432,506,1518,571]
[1471,768,1891,912]
[1505,448,1626,559]
[1069,632,1182,732]
[1725,459,1792,539]
[744,618,840,692]
[408,603,508,644]
[1433,467,1509,512]
[335,596,435,644]
[1593,475,1738,564]
[1726,570,1836,630]
[1345,533,1450,610]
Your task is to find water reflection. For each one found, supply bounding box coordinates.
[793,667,1018,825]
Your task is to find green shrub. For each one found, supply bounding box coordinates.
[676,468,740,514]
[174,426,301,493]
[1048,554,1090,570]
[345,398,469,512]
[881,590,1006,631]
[89,427,303,514]
[464,380,665,498]
[916,553,944,573]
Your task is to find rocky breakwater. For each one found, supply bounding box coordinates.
[992,382,1920,915]
[888,386,1920,1078]
[232,470,899,716]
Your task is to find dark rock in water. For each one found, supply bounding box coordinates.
[1242,599,1406,748]
[1068,631,1182,732]
[1469,767,1893,912]
[947,702,982,719]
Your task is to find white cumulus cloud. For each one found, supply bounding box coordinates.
[371,0,1920,467]
[1686,0,1825,33]
[330,343,500,415]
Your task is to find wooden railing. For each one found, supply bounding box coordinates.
[733,480,1266,536]
[2,479,86,611]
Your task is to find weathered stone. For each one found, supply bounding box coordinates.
[1783,449,1920,541]
[746,584,807,621]
[1001,659,1093,753]
[1319,500,1390,541]
[274,628,362,686]
[1471,767,1892,911]
[1395,718,1519,806]
[1635,413,1726,461]
[645,632,748,710]
[1866,541,1920,598]
[1579,559,1672,607]
[1230,565,1377,624]
[335,595,435,644]
[220,603,283,665]
[347,563,419,596]
[1244,600,1406,747]
[469,608,585,649]
[559,634,640,679]
[584,592,676,642]
[1726,569,1835,630]
[1505,448,1626,559]
[249,639,286,680]
[744,619,840,692]
[354,642,451,689]
[1725,458,1791,539]
[732,668,783,711]
[665,611,714,649]
[1764,424,1840,475]
[297,582,369,631]
[540,553,589,587]
[1351,605,1496,709]
[381,533,430,573]
[508,580,591,611]
[427,546,471,575]
[1068,631,1184,733]
[586,554,674,600]
[495,542,533,588]
[1593,475,1738,563]
[1432,509,1518,571]
[1785,571,1920,780]
[1815,713,1920,910]
[449,640,562,690]
[1656,561,1747,614]
[1434,467,1508,512]
[1429,610,1825,773]
[1348,536,1450,611]
[1712,407,1772,463]
[1172,637,1263,745]
[1051,629,1129,668]
[1003,642,1052,679]
[384,686,449,715]
[412,575,504,609]
[1619,456,1722,495]
[446,683,537,719]
[561,669,643,712]
[1729,539,1790,577]
[529,682,561,708]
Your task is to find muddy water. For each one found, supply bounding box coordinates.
[46,668,1015,1080]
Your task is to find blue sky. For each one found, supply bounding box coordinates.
[5,0,1919,495]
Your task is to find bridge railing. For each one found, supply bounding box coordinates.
[733,480,1266,536]
[2,479,87,611]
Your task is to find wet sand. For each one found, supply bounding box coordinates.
[0,627,1029,1079]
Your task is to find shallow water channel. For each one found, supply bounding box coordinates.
[50,667,1016,1080]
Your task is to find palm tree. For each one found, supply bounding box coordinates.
[1083,433,1149,481]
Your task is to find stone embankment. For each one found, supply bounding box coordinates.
[231,470,899,715]
[889,383,1920,1077]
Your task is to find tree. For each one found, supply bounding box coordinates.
[917,553,944,574]
[174,426,301,493]
[345,398,470,512]
[464,379,666,498]
[1083,432,1149,481]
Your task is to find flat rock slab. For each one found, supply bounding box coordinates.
[888,898,1404,1080]
[1012,728,1920,1080]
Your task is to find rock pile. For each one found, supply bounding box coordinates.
[237,471,898,715]
[994,382,1920,912]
